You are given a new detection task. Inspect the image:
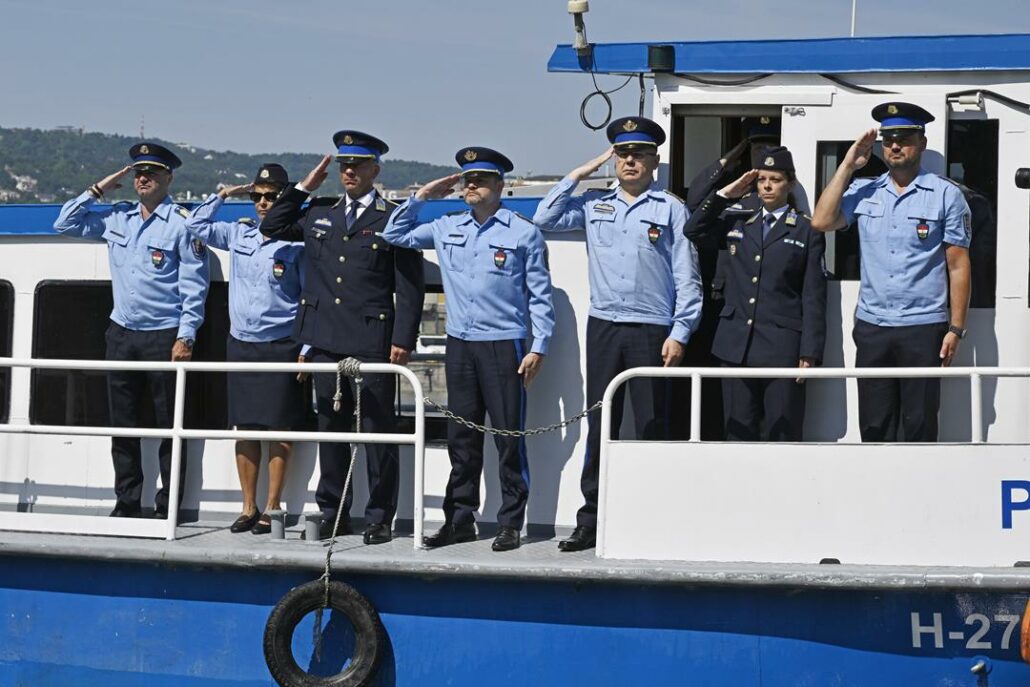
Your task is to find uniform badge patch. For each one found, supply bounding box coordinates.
[176,207,190,219]
[191,238,206,258]
[785,211,797,227]
[963,212,972,238]
[151,249,164,267]
[594,203,615,215]
[494,249,507,268]
[727,229,744,240]
[916,221,929,240]
[729,244,737,256]
[647,225,661,244]
[272,261,285,279]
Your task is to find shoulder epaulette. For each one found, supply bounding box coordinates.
[382,196,399,206]
[512,211,535,224]
[745,212,761,225]
[238,217,257,227]
[175,206,190,219]
[662,189,684,203]
[111,200,133,210]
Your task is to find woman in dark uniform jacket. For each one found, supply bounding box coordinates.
[684,146,826,441]
[186,164,306,533]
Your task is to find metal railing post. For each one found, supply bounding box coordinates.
[690,372,702,443]
[411,367,427,551]
[970,373,983,444]
[165,365,187,540]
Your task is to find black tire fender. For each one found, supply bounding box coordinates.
[264,580,385,687]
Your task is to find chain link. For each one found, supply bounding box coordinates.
[423,397,603,437]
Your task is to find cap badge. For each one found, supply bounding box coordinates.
[764,156,775,166]
[887,104,899,115]
[140,145,150,155]
[623,120,638,132]
[464,149,477,162]
[760,116,771,125]
[342,135,353,145]
[260,169,270,179]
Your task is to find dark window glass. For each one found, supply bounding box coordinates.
[947,119,998,308]
[814,141,888,281]
[396,285,448,443]
[30,280,231,429]
[0,281,12,423]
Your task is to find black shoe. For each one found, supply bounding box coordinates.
[492,527,521,552]
[558,526,596,552]
[423,522,477,548]
[109,504,141,518]
[152,509,168,520]
[250,514,272,535]
[363,523,392,545]
[301,517,352,541]
[230,509,261,533]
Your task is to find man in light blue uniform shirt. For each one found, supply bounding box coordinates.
[186,163,307,536]
[54,142,210,519]
[812,102,972,442]
[534,116,703,552]
[383,146,555,552]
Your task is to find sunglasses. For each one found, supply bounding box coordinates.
[881,134,920,147]
[614,149,656,161]
[249,191,280,203]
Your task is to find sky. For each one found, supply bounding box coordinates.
[1,0,1028,175]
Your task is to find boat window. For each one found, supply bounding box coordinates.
[815,141,888,280]
[396,285,448,443]
[29,280,234,429]
[947,119,998,308]
[0,280,12,423]
[671,111,782,198]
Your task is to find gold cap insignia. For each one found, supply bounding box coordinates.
[464,149,477,162]
[623,119,638,132]
[342,135,353,145]
[140,145,150,155]
[887,105,899,115]
[260,169,270,179]
[760,116,771,125]
[764,156,775,166]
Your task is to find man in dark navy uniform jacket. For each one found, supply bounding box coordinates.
[262,130,425,543]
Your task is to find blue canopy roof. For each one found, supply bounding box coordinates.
[548,33,1030,75]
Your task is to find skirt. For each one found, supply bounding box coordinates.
[226,335,306,429]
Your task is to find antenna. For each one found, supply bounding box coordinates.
[850,0,858,37]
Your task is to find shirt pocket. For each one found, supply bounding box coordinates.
[588,213,616,247]
[305,224,328,258]
[146,236,179,274]
[268,250,301,297]
[853,199,886,243]
[905,205,944,249]
[440,233,469,273]
[102,227,131,267]
[360,238,392,270]
[232,242,258,281]
[487,242,519,276]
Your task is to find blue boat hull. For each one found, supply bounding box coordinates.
[0,556,1027,686]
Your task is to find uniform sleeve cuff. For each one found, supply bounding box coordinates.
[670,324,692,345]
[177,327,198,340]
[530,339,549,355]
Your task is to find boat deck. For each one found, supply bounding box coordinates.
[2,519,1030,591]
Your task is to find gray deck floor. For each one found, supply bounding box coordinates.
[2,519,1030,591]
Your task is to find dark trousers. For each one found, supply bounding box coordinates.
[579,317,670,529]
[312,349,398,525]
[105,322,186,514]
[443,338,529,530]
[720,367,806,441]
[853,319,948,442]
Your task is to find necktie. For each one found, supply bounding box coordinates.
[763,212,776,240]
[346,201,360,229]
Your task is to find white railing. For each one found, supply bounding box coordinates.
[0,358,425,544]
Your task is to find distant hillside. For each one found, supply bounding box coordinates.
[0,126,456,203]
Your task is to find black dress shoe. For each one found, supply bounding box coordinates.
[558,526,596,552]
[109,504,141,518]
[363,523,392,545]
[230,509,261,533]
[492,527,521,552]
[301,517,352,540]
[423,522,477,548]
[250,514,272,535]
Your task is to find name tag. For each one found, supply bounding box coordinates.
[314,218,332,228]
[594,203,616,215]
[783,238,806,248]
[727,229,744,240]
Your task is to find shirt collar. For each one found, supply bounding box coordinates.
[763,204,790,221]
[126,195,173,220]
[457,206,511,228]
[346,189,376,210]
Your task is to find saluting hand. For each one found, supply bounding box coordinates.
[415,174,461,201]
[96,166,133,194]
[939,332,961,367]
[518,352,544,388]
[300,154,333,193]
[661,338,685,367]
[218,183,254,200]
[843,129,878,172]
[719,169,758,199]
[721,139,750,165]
[569,147,614,182]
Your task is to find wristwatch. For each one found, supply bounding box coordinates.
[176,337,195,348]
[947,325,966,339]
